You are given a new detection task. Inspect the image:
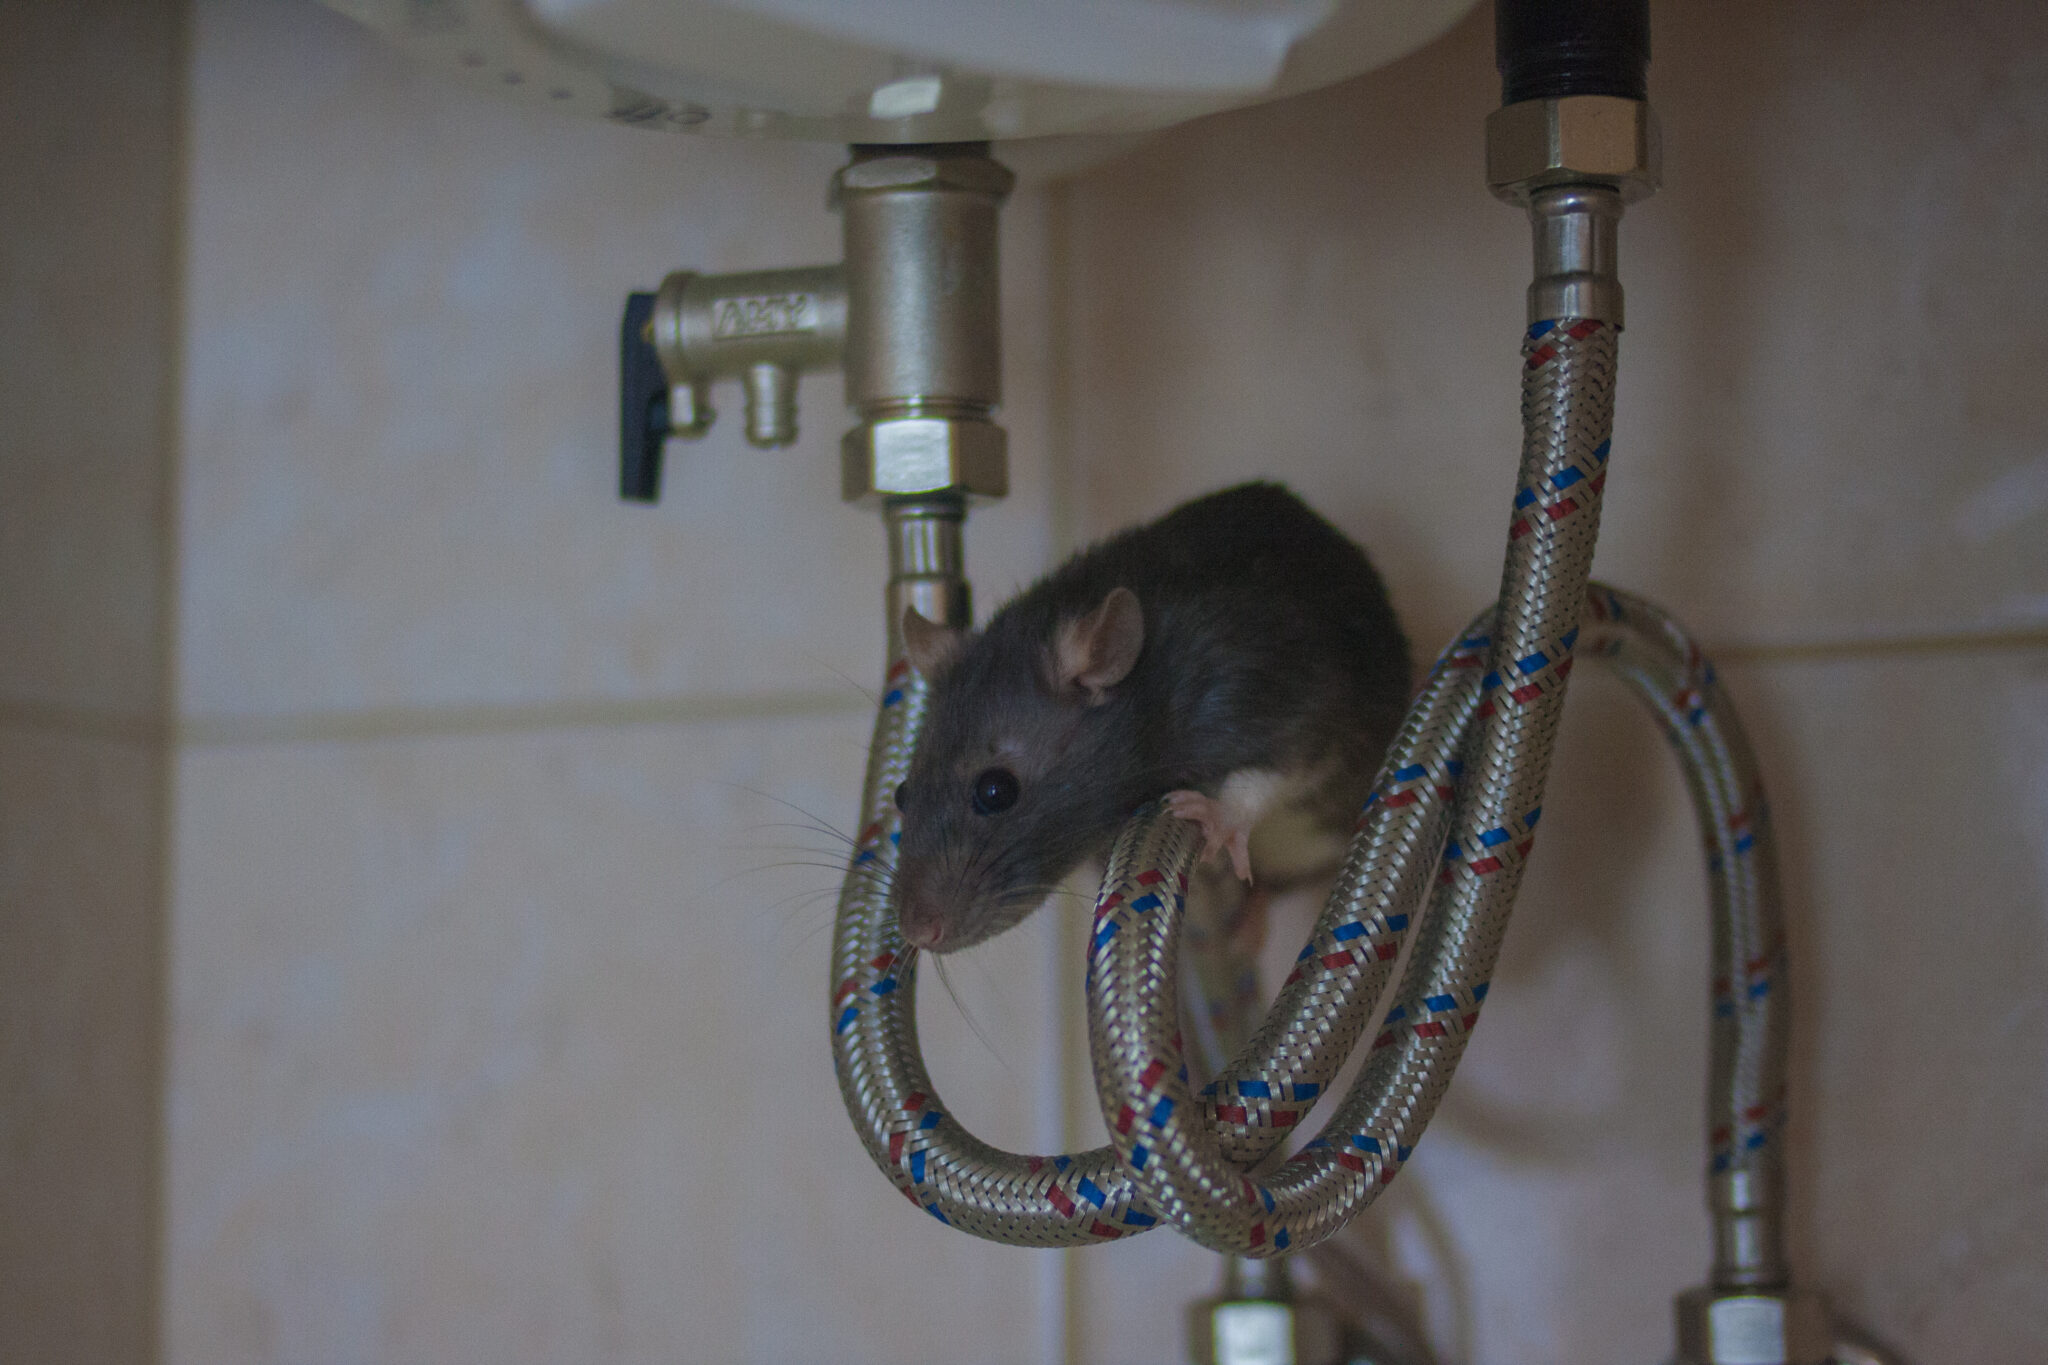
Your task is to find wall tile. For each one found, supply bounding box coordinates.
[1060,0,2048,655]
[146,5,2048,1364]
[164,712,1065,1365]
[177,0,1055,724]
[1056,11,2048,1348]
[0,729,166,1365]
[0,0,178,716]
[0,3,179,1359]
[1741,649,2048,1361]
[1070,662,1710,1365]
[1069,645,2048,1363]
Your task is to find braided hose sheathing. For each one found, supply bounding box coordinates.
[830,320,1782,1252]
[828,318,1616,1248]
[1582,586,1788,1193]
[1084,318,1618,1254]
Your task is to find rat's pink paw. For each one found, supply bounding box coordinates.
[1163,789,1255,885]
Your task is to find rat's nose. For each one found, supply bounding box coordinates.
[899,898,949,951]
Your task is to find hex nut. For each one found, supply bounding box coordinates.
[1675,1287,1833,1365]
[833,153,1016,200]
[1486,95,1662,204]
[1185,1295,1342,1365]
[842,416,1008,502]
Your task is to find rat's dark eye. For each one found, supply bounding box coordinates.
[894,781,910,813]
[970,767,1020,816]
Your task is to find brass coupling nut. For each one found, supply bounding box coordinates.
[1487,94,1662,205]
[1675,1286,1834,1365]
[830,151,1017,204]
[842,415,1008,504]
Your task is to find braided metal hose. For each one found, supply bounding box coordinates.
[1583,586,1789,1290]
[830,321,1783,1266]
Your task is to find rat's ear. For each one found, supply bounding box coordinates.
[902,606,966,678]
[1055,587,1143,704]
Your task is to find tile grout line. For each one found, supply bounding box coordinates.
[0,690,873,747]
[8,626,2042,749]
[1711,625,2048,665]
[1043,174,1085,1365]
[175,689,874,746]
[0,703,169,745]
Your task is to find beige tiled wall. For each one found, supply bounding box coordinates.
[174,1,1064,727]
[1056,0,2048,1361]
[165,720,1068,1363]
[0,0,179,723]
[0,2,180,1361]
[0,732,168,1364]
[161,2,1068,1362]
[12,0,2044,1360]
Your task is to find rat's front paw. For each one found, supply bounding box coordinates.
[1163,789,1255,885]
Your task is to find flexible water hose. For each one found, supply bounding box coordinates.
[830,318,1784,1267]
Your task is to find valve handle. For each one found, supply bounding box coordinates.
[619,291,669,503]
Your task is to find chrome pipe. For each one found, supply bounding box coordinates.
[883,494,970,647]
[1528,183,1625,327]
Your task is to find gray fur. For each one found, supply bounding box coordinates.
[893,482,1411,952]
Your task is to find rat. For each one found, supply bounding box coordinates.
[890,481,1412,955]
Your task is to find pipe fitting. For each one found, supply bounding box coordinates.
[835,150,1009,411]
[832,150,1017,200]
[835,144,1012,507]
[1187,1298,1342,1365]
[1486,94,1661,206]
[1187,1259,1343,1365]
[1526,183,1625,326]
[648,264,846,448]
[882,494,969,650]
[1495,0,1651,105]
[1711,1167,1789,1289]
[842,413,1007,504]
[1675,1286,1833,1365]
[741,362,800,448]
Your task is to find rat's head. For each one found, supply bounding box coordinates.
[890,587,1145,954]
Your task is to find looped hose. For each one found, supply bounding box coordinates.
[830,319,1784,1258]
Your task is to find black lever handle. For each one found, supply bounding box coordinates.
[619,291,669,503]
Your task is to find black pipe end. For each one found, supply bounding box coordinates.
[847,141,992,161]
[1496,0,1651,105]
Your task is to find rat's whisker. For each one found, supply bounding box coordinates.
[730,857,878,880]
[704,858,851,897]
[798,652,882,707]
[929,956,1016,1079]
[767,893,855,949]
[727,784,858,847]
[765,886,844,924]
[738,824,858,856]
[724,843,864,868]
[1008,882,1089,904]
[739,820,859,846]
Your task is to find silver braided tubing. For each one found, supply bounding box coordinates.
[1084,318,1619,1253]
[1582,585,1789,1285]
[831,319,1785,1259]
